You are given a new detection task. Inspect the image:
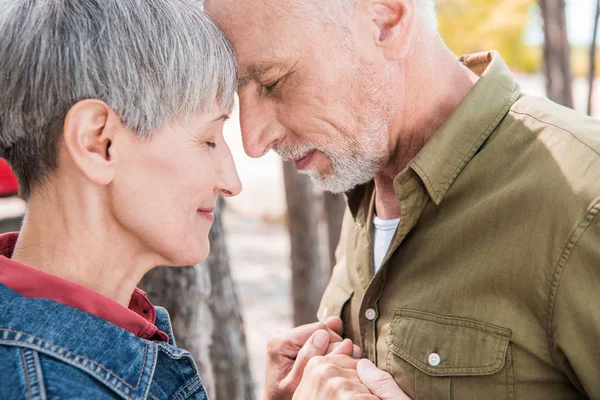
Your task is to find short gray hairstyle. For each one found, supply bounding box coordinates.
[0,0,237,199]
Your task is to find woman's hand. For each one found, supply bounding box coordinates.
[264,317,360,400]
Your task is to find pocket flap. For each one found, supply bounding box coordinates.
[387,309,511,376]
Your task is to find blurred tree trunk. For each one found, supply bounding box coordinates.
[587,0,600,116]
[140,199,255,400]
[283,162,324,326]
[323,192,346,271]
[539,0,574,108]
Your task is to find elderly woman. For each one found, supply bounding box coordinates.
[0,0,242,398]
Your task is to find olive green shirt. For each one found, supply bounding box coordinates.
[318,51,600,399]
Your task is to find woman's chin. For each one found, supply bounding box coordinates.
[159,241,209,267]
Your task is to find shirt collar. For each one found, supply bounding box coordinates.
[347,51,521,216]
[0,232,169,342]
[409,51,521,205]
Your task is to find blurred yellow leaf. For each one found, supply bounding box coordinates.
[437,0,541,72]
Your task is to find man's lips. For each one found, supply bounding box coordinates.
[197,208,215,222]
[288,150,316,170]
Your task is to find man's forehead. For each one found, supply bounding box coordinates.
[205,0,291,22]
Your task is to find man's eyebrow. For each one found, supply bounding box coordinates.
[237,64,275,89]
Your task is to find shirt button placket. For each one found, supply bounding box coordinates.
[361,306,378,361]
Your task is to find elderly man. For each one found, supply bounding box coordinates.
[205,0,600,398]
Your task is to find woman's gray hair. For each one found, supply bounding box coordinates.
[0,0,237,199]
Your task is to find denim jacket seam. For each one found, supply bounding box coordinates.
[20,348,34,399]
[147,390,161,400]
[546,199,600,365]
[142,341,159,400]
[19,348,47,400]
[30,349,47,400]
[1,328,148,391]
[175,376,201,400]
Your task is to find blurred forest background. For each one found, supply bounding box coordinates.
[0,1,597,399]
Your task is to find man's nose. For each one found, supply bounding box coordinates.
[215,141,242,198]
[238,93,285,158]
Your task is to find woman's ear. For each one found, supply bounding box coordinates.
[62,100,117,186]
[370,0,416,60]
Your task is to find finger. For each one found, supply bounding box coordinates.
[324,316,343,336]
[326,342,362,359]
[270,322,343,359]
[319,354,360,370]
[329,339,354,356]
[353,345,362,359]
[284,329,331,388]
[357,359,412,400]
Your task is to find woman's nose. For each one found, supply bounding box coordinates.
[216,142,242,198]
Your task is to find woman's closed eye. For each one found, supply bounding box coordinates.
[192,132,217,149]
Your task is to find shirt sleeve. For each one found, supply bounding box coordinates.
[550,203,600,399]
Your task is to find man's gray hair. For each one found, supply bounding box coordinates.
[308,0,437,31]
[0,0,237,199]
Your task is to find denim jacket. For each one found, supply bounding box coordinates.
[0,283,208,399]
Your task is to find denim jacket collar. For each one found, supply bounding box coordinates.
[0,283,202,400]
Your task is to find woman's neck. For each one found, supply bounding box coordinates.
[12,189,152,307]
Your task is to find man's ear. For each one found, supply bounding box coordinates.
[62,100,117,186]
[365,0,415,60]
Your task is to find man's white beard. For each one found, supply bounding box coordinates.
[307,125,386,193]
[276,117,388,194]
[303,150,380,194]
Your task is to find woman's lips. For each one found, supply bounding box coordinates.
[197,208,215,222]
[291,150,316,170]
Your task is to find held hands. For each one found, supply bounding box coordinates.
[265,316,411,400]
[292,343,412,400]
[292,344,376,400]
[264,317,361,400]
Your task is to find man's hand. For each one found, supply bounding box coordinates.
[357,359,412,400]
[292,354,379,400]
[265,317,360,400]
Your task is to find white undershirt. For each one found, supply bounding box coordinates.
[373,214,400,273]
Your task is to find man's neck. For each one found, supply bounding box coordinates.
[11,189,152,307]
[374,38,480,220]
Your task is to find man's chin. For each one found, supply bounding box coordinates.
[301,168,365,194]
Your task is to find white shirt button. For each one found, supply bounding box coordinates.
[365,308,377,320]
[428,352,441,367]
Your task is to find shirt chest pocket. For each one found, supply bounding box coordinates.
[386,310,514,400]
